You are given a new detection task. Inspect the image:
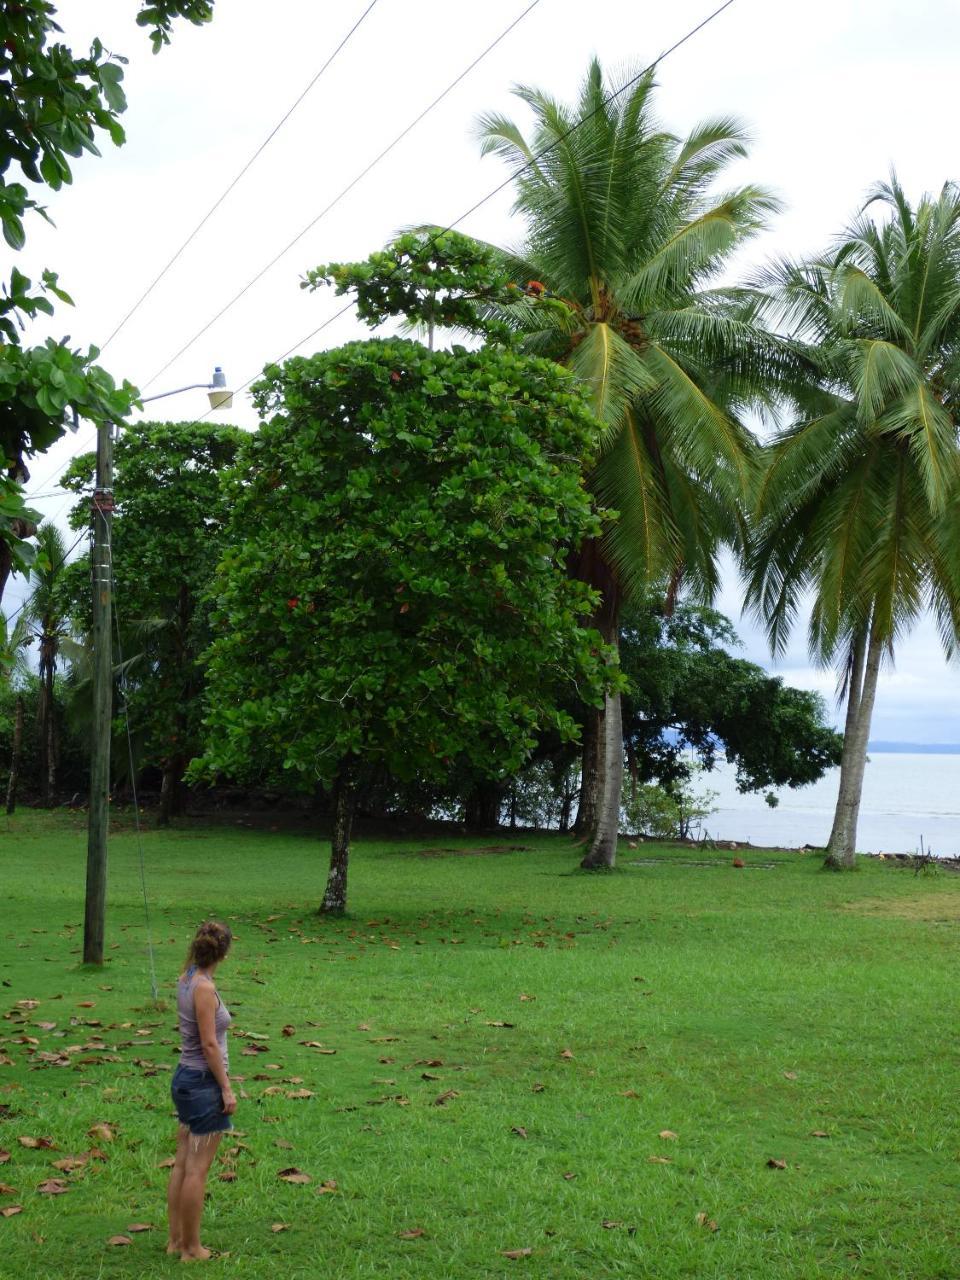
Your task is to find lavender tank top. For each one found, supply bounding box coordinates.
[177,968,231,1072]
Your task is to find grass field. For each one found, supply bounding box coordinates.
[1,810,958,1279]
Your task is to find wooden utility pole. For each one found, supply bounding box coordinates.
[83,419,114,965]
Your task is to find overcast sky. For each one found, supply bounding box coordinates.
[9,0,960,742]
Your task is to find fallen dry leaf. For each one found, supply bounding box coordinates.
[601,1220,623,1230]
[107,1235,132,1246]
[415,1059,443,1068]
[0,1152,9,1165]
[51,1158,86,1172]
[77,1002,95,1009]
[783,1071,797,1080]
[87,1123,115,1143]
[0,1184,16,1196]
[18,1137,56,1150]
[36,1179,69,1195]
[647,1156,672,1164]
[766,1158,787,1170]
[281,1026,295,1038]
[270,1223,290,1233]
[287,1089,314,1100]
[157,1157,176,1169]
[398,1228,426,1239]
[561,1172,577,1181]
[0,1205,22,1217]
[696,1212,719,1232]
[433,1090,459,1106]
[275,1139,294,1150]
[811,1130,830,1139]
[316,1180,338,1195]
[559,1049,574,1060]
[519,994,536,1002]
[126,1223,153,1232]
[502,1247,533,1259]
[658,1130,678,1140]
[15,1001,40,1010]
[218,1170,238,1182]
[277,1168,311,1184]
[511,1126,528,1139]
[620,1090,640,1099]
[485,1021,514,1028]
[531,1082,545,1093]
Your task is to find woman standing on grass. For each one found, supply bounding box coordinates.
[166,920,237,1261]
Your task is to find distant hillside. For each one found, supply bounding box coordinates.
[868,741,960,754]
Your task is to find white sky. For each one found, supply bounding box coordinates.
[8,0,960,742]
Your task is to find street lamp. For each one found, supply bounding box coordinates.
[83,369,233,966]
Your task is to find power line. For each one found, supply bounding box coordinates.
[209,0,741,411]
[140,0,544,392]
[98,0,383,358]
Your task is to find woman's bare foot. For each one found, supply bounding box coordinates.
[180,1245,212,1262]
[166,1241,182,1255]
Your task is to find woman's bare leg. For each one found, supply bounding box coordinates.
[166,1125,191,1254]
[179,1132,223,1261]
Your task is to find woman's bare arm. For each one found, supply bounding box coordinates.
[194,981,236,1111]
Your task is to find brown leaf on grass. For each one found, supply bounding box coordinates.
[37,1179,69,1195]
[531,1082,545,1094]
[811,1131,830,1138]
[107,1235,132,1246]
[502,1248,533,1259]
[15,1001,39,1010]
[157,1157,176,1169]
[369,1036,399,1043]
[561,1172,577,1181]
[433,1090,459,1106]
[281,1025,296,1038]
[18,1137,56,1150]
[696,1212,719,1232]
[35,1022,56,1031]
[51,1158,86,1172]
[126,1223,153,1232]
[559,1049,574,1060]
[420,1072,440,1081]
[415,1058,442,1067]
[261,1086,285,1097]
[316,1180,338,1195]
[76,1002,95,1009]
[0,1184,16,1195]
[275,1139,294,1150]
[300,1042,336,1054]
[218,1170,238,1182]
[620,1090,640,1098]
[658,1130,678,1140]
[0,1206,21,1217]
[766,1158,787,1170]
[783,1071,797,1080]
[270,1223,290,1233]
[87,1123,115,1143]
[287,1089,314,1100]
[647,1156,672,1164]
[277,1168,311,1184]
[85,1148,108,1162]
[519,994,536,1002]
[485,1021,514,1028]
[398,1228,426,1239]
[356,1023,372,1032]
[511,1126,528,1139]
[0,1152,8,1165]
[601,1220,623,1230]
[241,1045,268,1056]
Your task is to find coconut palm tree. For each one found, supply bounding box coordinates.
[747,177,960,868]
[2,607,31,813]
[471,59,781,865]
[25,522,71,805]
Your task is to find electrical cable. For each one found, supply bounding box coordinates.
[98,0,383,357]
[201,0,740,412]
[140,0,544,392]
[106,516,159,1001]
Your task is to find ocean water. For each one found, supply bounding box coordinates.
[693,752,960,856]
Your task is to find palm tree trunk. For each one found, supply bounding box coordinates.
[580,683,623,868]
[321,770,354,915]
[824,623,883,869]
[5,694,24,814]
[45,664,56,803]
[573,707,602,837]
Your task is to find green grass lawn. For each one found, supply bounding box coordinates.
[1,810,958,1279]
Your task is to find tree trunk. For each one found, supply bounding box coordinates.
[464,780,503,832]
[580,683,624,868]
[44,660,56,804]
[5,695,24,815]
[824,623,883,869]
[321,773,354,915]
[573,706,602,838]
[157,754,186,827]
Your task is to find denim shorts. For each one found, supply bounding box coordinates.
[171,1063,232,1136]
